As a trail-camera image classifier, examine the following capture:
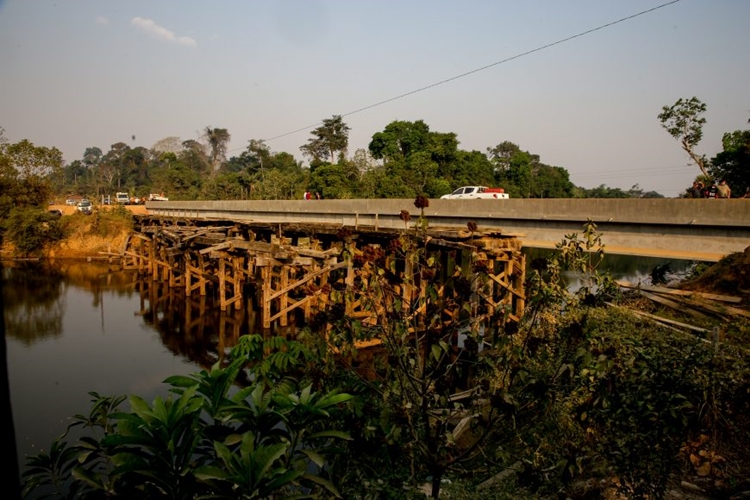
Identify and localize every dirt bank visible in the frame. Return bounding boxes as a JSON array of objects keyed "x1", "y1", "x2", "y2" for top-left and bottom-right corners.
[{"x1": 1, "y1": 205, "x2": 148, "y2": 260}]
